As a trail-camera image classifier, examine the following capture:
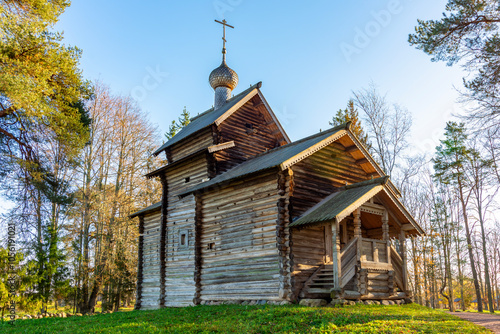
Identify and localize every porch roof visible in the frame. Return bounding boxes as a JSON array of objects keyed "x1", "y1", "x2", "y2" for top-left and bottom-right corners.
[{"x1": 290, "y1": 176, "x2": 424, "y2": 236}]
